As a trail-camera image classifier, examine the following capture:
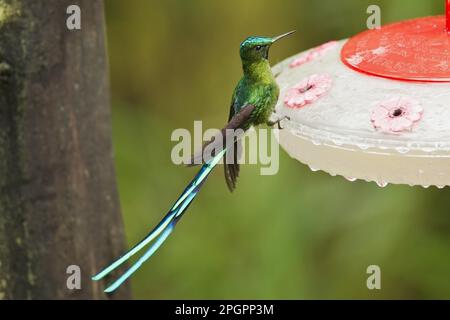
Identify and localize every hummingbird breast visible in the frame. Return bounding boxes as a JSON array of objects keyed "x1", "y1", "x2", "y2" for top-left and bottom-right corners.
[{"x1": 241, "y1": 81, "x2": 279, "y2": 127}]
